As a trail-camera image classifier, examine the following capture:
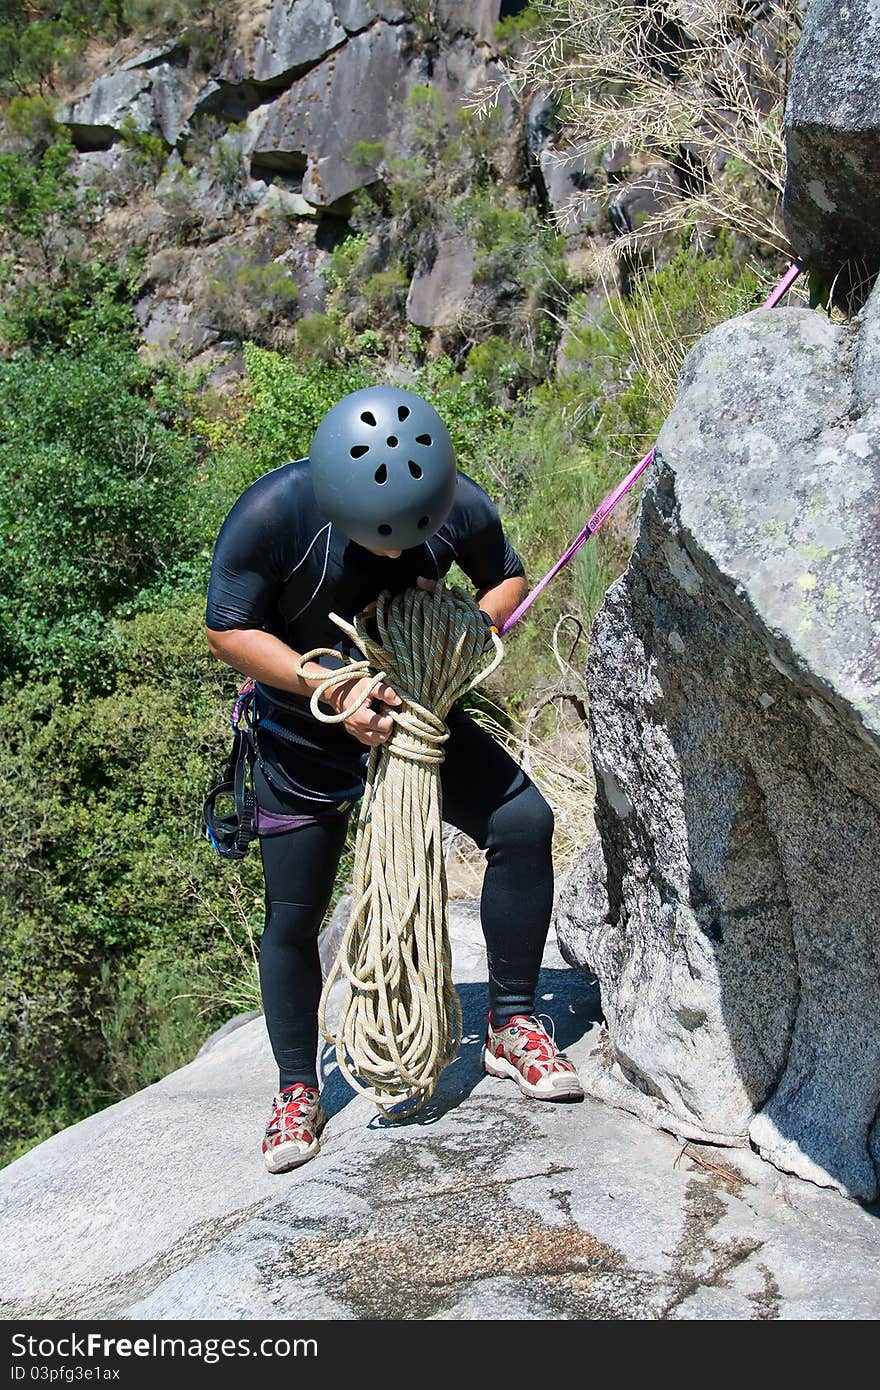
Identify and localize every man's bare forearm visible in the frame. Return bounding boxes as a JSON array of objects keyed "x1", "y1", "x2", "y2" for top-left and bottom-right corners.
[
  {"x1": 477, "y1": 575, "x2": 529, "y2": 630},
  {"x1": 205, "y1": 626, "x2": 335, "y2": 704},
  {"x1": 205, "y1": 625, "x2": 402, "y2": 742},
  {"x1": 205, "y1": 572, "x2": 529, "y2": 700}
]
